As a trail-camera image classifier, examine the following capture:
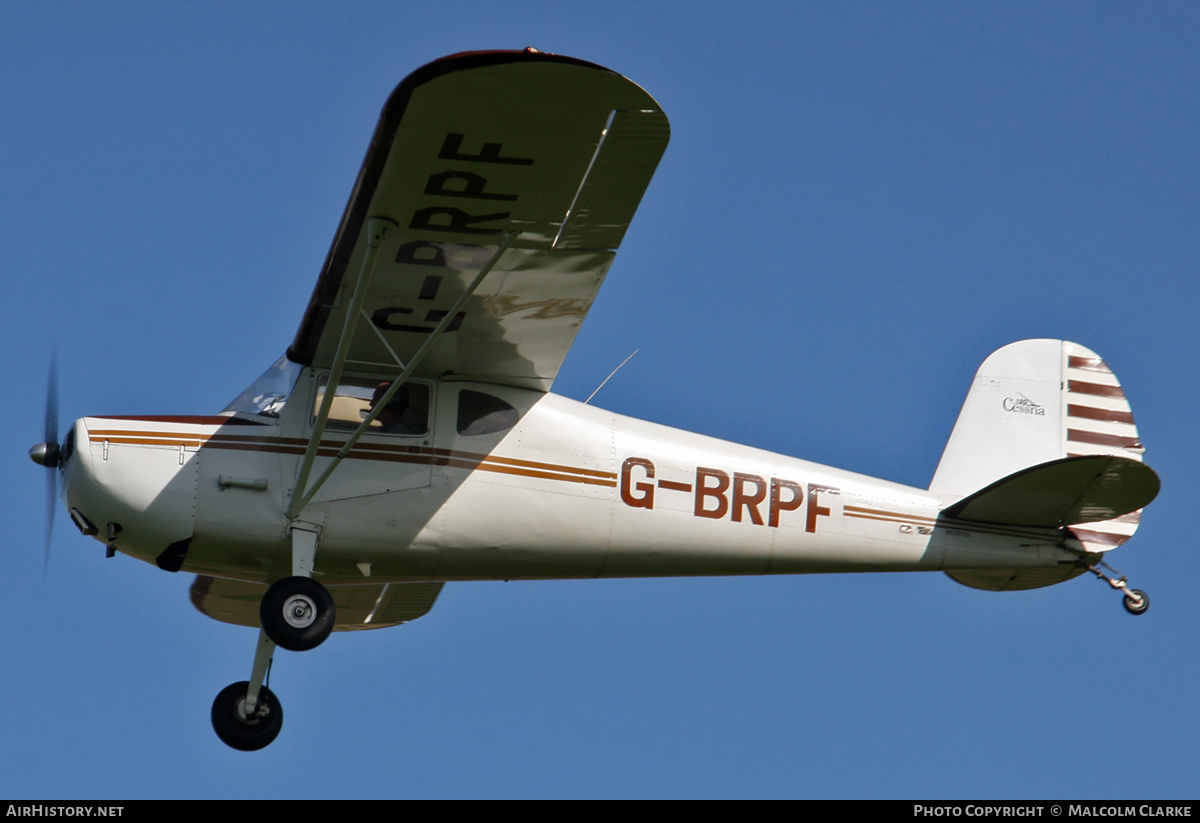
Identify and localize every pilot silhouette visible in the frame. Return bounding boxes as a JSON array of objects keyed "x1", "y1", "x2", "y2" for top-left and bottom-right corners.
[{"x1": 369, "y1": 382, "x2": 416, "y2": 434}]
